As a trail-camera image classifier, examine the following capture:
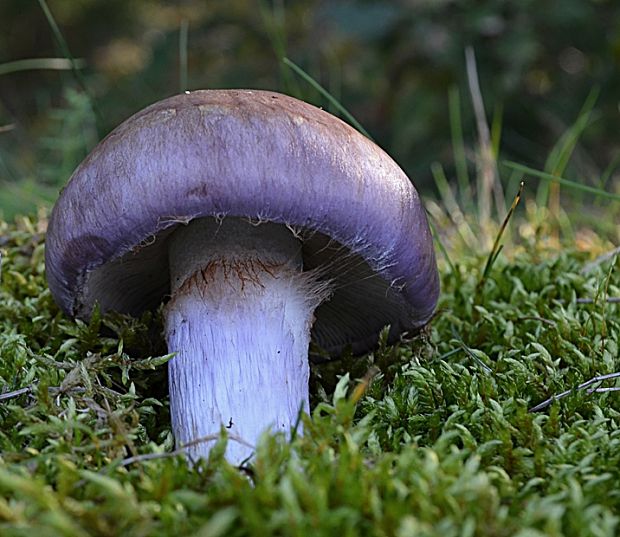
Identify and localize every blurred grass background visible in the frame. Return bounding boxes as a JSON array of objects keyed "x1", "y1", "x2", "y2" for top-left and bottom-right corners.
[
  {"x1": 1, "y1": 5, "x2": 620, "y2": 533},
  {"x1": 0, "y1": 0, "x2": 619, "y2": 220}
]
